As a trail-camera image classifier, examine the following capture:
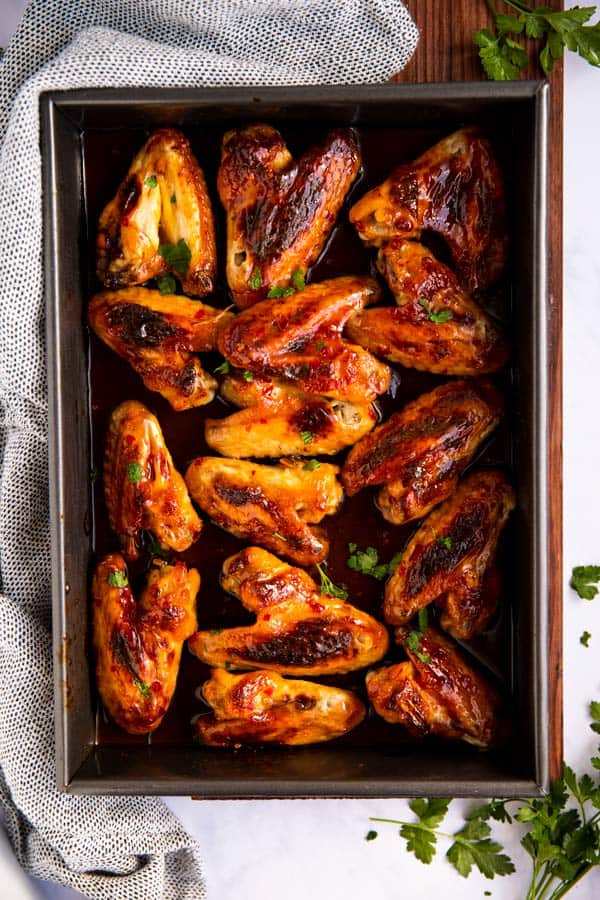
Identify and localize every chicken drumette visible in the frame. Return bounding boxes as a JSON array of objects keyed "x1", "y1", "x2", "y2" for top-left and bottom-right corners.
[
  {"x1": 97, "y1": 128, "x2": 216, "y2": 295},
  {"x1": 196, "y1": 669, "x2": 366, "y2": 746},
  {"x1": 188, "y1": 547, "x2": 389, "y2": 675},
  {"x1": 341, "y1": 379, "x2": 503, "y2": 525},
  {"x1": 384, "y1": 469, "x2": 516, "y2": 639},
  {"x1": 217, "y1": 124, "x2": 361, "y2": 306},
  {"x1": 93, "y1": 554, "x2": 199, "y2": 734}
]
